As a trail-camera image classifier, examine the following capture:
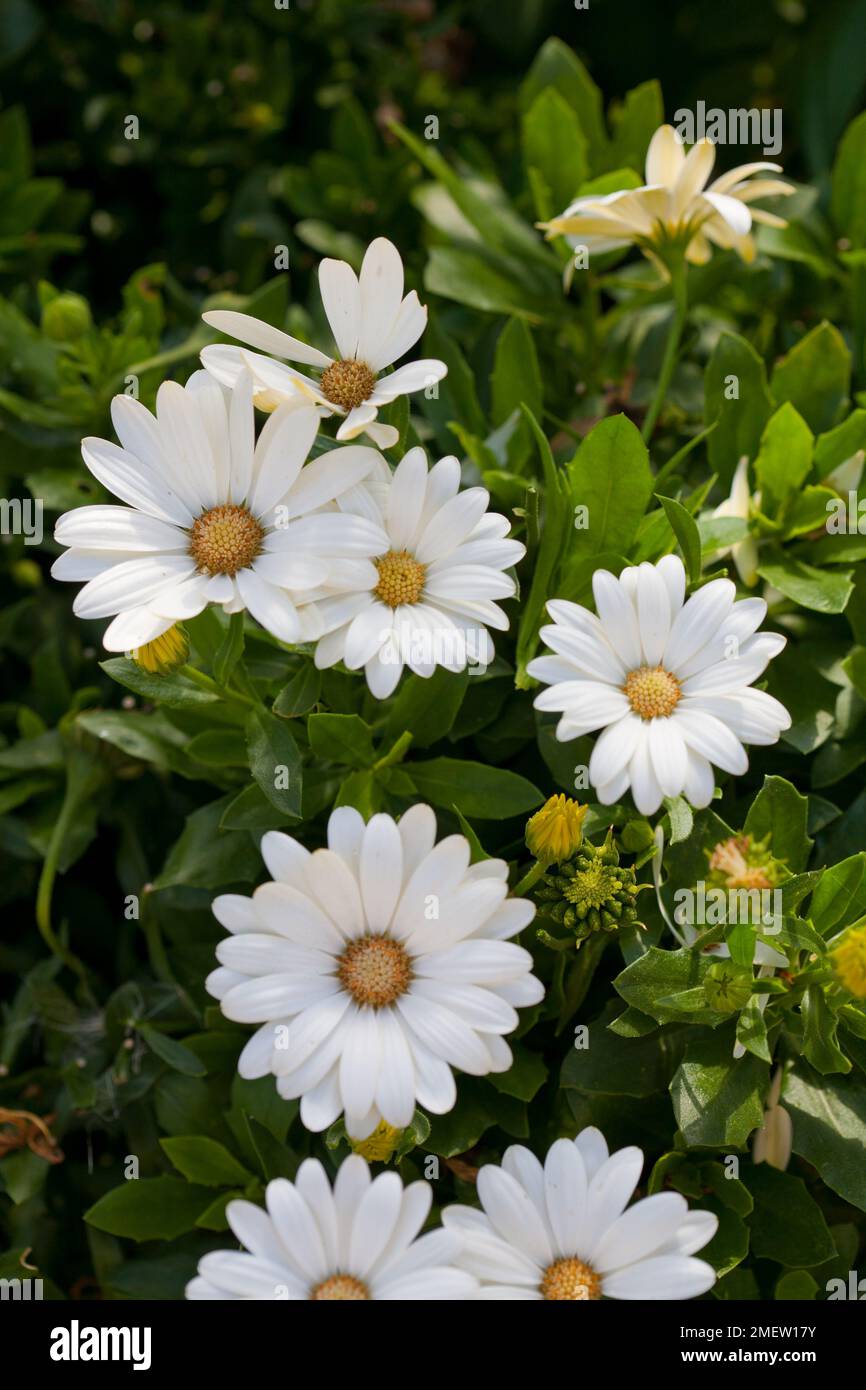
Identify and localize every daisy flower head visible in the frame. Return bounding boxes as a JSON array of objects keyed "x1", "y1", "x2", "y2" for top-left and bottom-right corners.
[
  {"x1": 207, "y1": 803, "x2": 543, "y2": 1140},
  {"x1": 527, "y1": 554, "x2": 791, "y2": 816},
  {"x1": 296, "y1": 445, "x2": 525, "y2": 698},
  {"x1": 541, "y1": 123, "x2": 794, "y2": 272},
  {"x1": 186, "y1": 1155, "x2": 476, "y2": 1300},
  {"x1": 442, "y1": 1126, "x2": 718, "y2": 1300},
  {"x1": 51, "y1": 370, "x2": 385, "y2": 652},
  {"x1": 201, "y1": 237, "x2": 447, "y2": 448}
]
